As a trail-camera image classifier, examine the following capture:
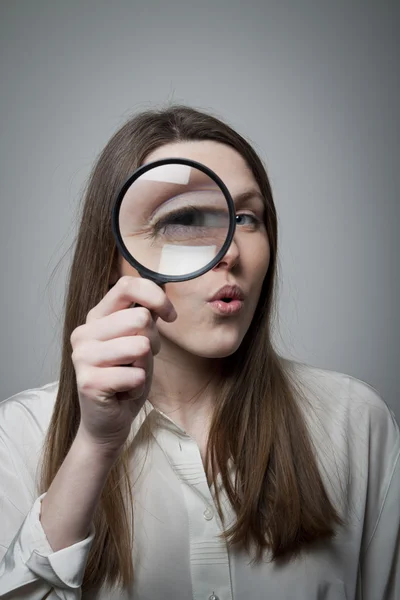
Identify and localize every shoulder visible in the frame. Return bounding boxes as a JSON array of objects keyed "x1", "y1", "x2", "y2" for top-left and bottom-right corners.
[
  {"x1": 0, "y1": 381, "x2": 59, "y2": 464},
  {"x1": 0, "y1": 383, "x2": 60, "y2": 535},
  {"x1": 287, "y1": 359, "x2": 399, "y2": 446},
  {"x1": 0, "y1": 381, "x2": 59, "y2": 432},
  {"x1": 286, "y1": 359, "x2": 400, "y2": 513}
]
